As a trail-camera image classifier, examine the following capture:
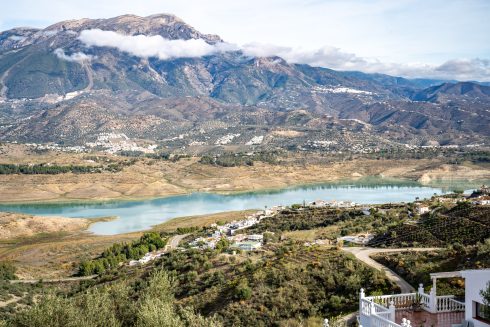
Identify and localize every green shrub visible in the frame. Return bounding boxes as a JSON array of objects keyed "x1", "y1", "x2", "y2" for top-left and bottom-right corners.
[{"x1": 0, "y1": 262, "x2": 16, "y2": 280}]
